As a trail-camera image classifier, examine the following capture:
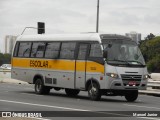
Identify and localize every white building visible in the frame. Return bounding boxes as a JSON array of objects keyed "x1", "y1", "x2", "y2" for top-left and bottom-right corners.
[
  {"x1": 5, "y1": 35, "x2": 17, "y2": 54},
  {"x1": 125, "y1": 31, "x2": 141, "y2": 44}
]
